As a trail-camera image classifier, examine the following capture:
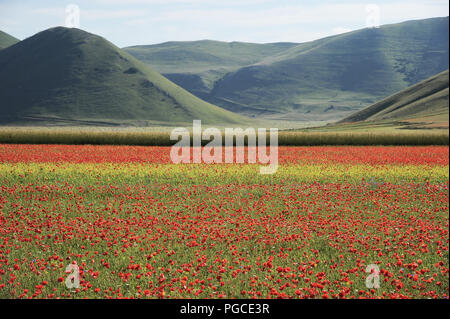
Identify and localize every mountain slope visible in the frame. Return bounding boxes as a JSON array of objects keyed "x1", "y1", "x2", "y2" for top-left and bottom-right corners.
[
  {"x1": 0, "y1": 30, "x2": 19, "y2": 50},
  {"x1": 124, "y1": 40, "x2": 297, "y2": 74},
  {"x1": 0, "y1": 27, "x2": 244, "y2": 125},
  {"x1": 340, "y1": 69, "x2": 449, "y2": 125},
  {"x1": 211, "y1": 17, "x2": 449, "y2": 120},
  {"x1": 123, "y1": 40, "x2": 297, "y2": 100},
  {"x1": 125, "y1": 17, "x2": 449, "y2": 121}
]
